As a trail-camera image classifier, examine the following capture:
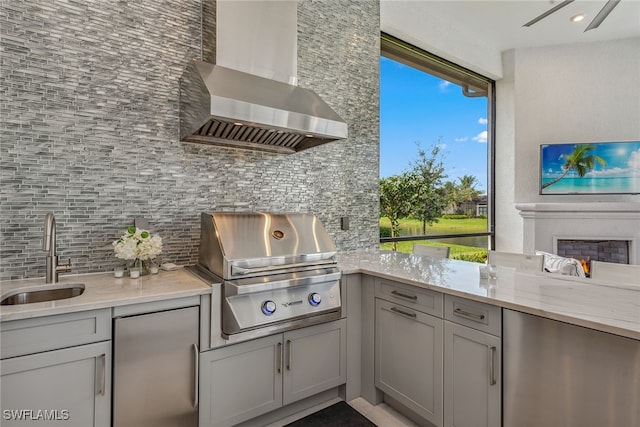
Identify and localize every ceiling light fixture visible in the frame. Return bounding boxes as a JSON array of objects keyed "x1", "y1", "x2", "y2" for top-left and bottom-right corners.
[{"x1": 570, "y1": 13, "x2": 585, "y2": 22}]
